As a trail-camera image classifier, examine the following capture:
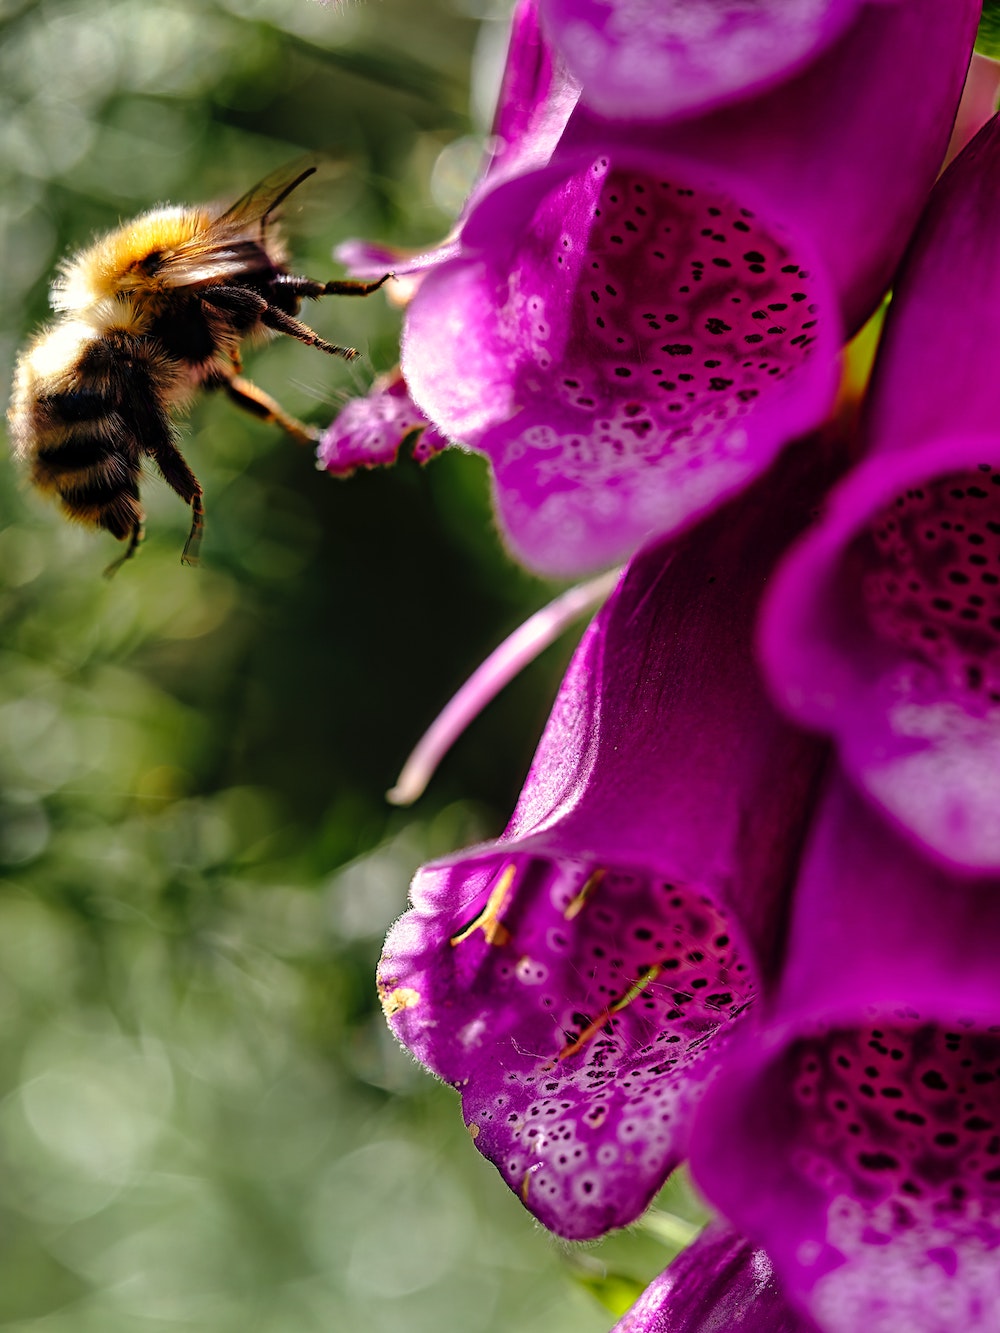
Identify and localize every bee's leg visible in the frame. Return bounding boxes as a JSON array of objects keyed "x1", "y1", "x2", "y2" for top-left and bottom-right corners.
[
  {"x1": 223, "y1": 375, "x2": 318, "y2": 444},
  {"x1": 201, "y1": 285, "x2": 360, "y2": 361},
  {"x1": 259, "y1": 306, "x2": 360, "y2": 361},
  {"x1": 200, "y1": 285, "x2": 267, "y2": 319},
  {"x1": 148, "y1": 442, "x2": 206, "y2": 567},
  {"x1": 322, "y1": 273, "x2": 394, "y2": 297},
  {"x1": 271, "y1": 273, "x2": 394, "y2": 299},
  {"x1": 102, "y1": 519, "x2": 145, "y2": 579},
  {"x1": 182, "y1": 493, "x2": 205, "y2": 568}
]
